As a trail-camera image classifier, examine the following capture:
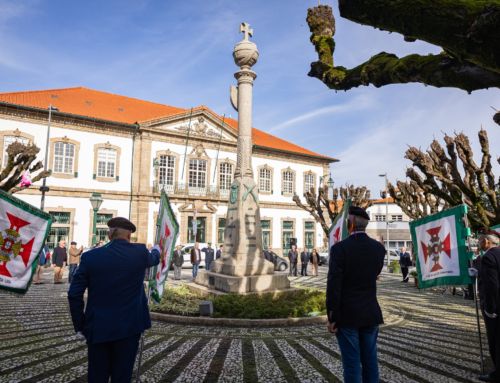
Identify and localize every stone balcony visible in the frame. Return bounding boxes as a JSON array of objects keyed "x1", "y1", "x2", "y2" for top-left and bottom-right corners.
[{"x1": 154, "y1": 181, "x2": 230, "y2": 200}]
